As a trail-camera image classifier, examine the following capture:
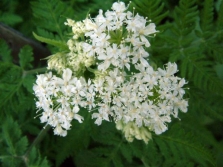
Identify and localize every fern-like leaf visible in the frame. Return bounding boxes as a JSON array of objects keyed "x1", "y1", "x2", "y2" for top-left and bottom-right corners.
[
  {"x1": 200, "y1": 0, "x2": 214, "y2": 32},
  {"x1": 19, "y1": 45, "x2": 34, "y2": 70},
  {"x1": 31, "y1": 0, "x2": 74, "y2": 42},
  {"x1": 142, "y1": 123, "x2": 216, "y2": 167},
  {"x1": 0, "y1": 46, "x2": 36, "y2": 114},
  {"x1": 216, "y1": 0, "x2": 223, "y2": 32},
  {"x1": 0, "y1": 39, "x2": 12, "y2": 63},
  {"x1": 0, "y1": 12, "x2": 23, "y2": 26},
  {"x1": 75, "y1": 150, "x2": 109, "y2": 167},
  {"x1": 0, "y1": 117, "x2": 28, "y2": 167},
  {"x1": 54, "y1": 110, "x2": 92, "y2": 167},
  {"x1": 27, "y1": 147, "x2": 50, "y2": 167},
  {"x1": 77, "y1": 122, "x2": 135, "y2": 167},
  {"x1": 0, "y1": 0, "x2": 22, "y2": 26},
  {"x1": 131, "y1": 0, "x2": 168, "y2": 25},
  {"x1": 172, "y1": 0, "x2": 198, "y2": 36},
  {"x1": 0, "y1": 117, "x2": 50, "y2": 167},
  {"x1": 0, "y1": 62, "x2": 23, "y2": 113},
  {"x1": 189, "y1": 90, "x2": 223, "y2": 122},
  {"x1": 180, "y1": 54, "x2": 223, "y2": 96}
]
